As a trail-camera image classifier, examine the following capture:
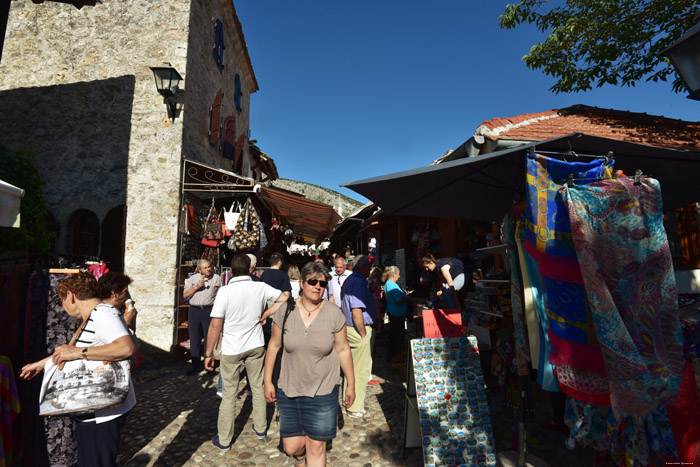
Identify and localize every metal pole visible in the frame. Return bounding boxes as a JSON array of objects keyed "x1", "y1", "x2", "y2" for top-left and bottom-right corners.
[{"x1": 517, "y1": 375, "x2": 526, "y2": 467}]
